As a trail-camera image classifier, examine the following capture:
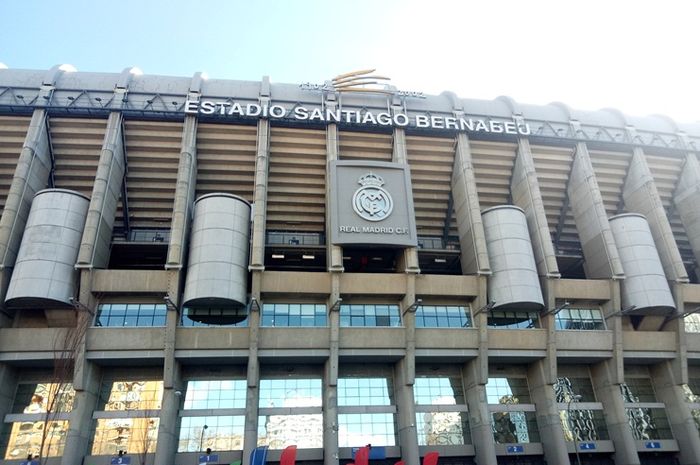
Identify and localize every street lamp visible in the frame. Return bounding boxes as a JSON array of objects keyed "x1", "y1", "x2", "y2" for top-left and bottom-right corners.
[
  {"x1": 566, "y1": 394, "x2": 583, "y2": 465},
  {"x1": 199, "y1": 424, "x2": 209, "y2": 452}
]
